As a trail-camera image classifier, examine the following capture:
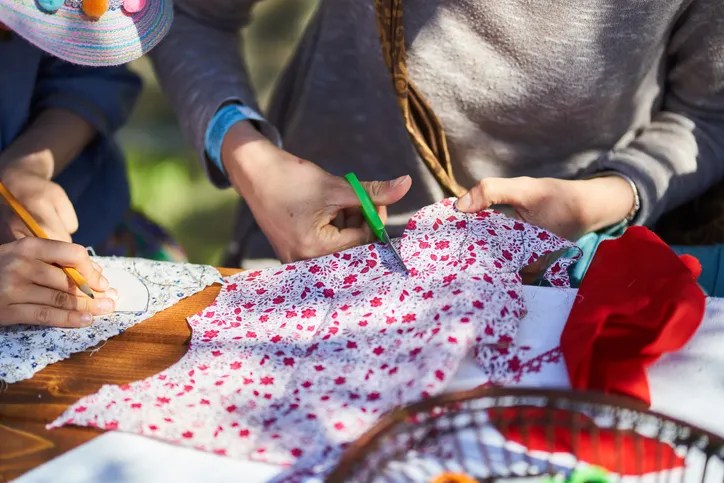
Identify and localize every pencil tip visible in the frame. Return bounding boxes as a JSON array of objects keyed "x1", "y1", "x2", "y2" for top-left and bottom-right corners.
[{"x1": 79, "y1": 285, "x2": 95, "y2": 299}]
